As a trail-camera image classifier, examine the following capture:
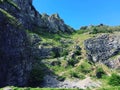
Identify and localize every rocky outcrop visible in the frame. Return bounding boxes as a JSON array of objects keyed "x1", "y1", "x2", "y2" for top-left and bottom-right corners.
[
  {"x1": 13, "y1": 0, "x2": 44, "y2": 30},
  {"x1": 84, "y1": 34, "x2": 120, "y2": 63},
  {"x1": 41, "y1": 13, "x2": 74, "y2": 33}
]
